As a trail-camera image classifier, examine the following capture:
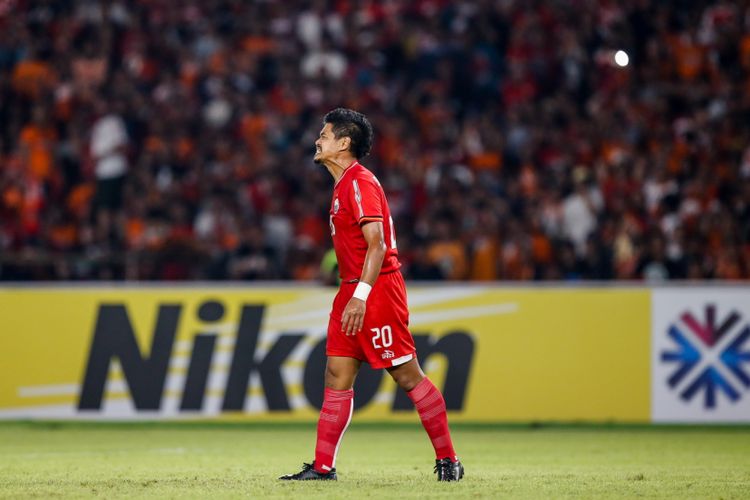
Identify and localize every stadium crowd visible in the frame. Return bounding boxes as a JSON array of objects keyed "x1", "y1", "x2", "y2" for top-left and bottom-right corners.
[{"x1": 1, "y1": 0, "x2": 749, "y2": 281}]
